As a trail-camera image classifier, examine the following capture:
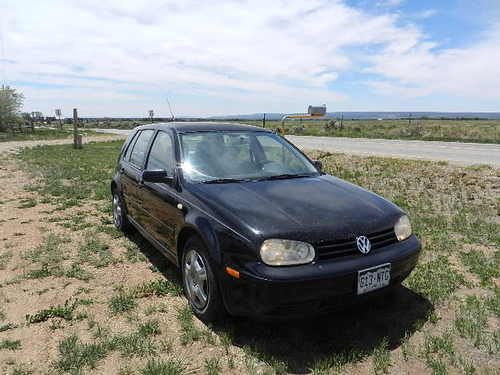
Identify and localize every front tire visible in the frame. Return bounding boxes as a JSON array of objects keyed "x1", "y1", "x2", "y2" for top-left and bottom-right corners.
[
  {"x1": 112, "y1": 190, "x2": 131, "y2": 233},
  {"x1": 182, "y1": 237, "x2": 225, "y2": 322}
]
